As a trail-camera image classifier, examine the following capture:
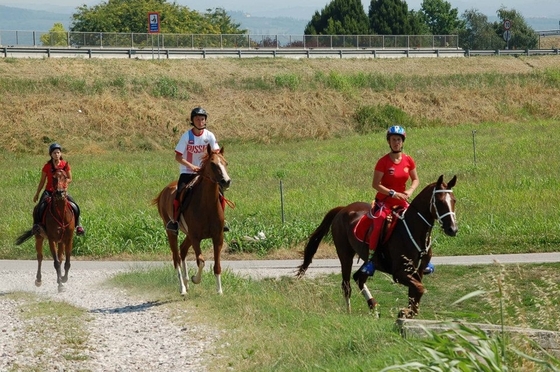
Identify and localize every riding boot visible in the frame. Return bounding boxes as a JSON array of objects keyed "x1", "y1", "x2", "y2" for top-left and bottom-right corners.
[
  {"x1": 166, "y1": 199, "x2": 180, "y2": 233},
  {"x1": 423, "y1": 262, "x2": 435, "y2": 275},
  {"x1": 68, "y1": 198, "x2": 85, "y2": 236}
]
